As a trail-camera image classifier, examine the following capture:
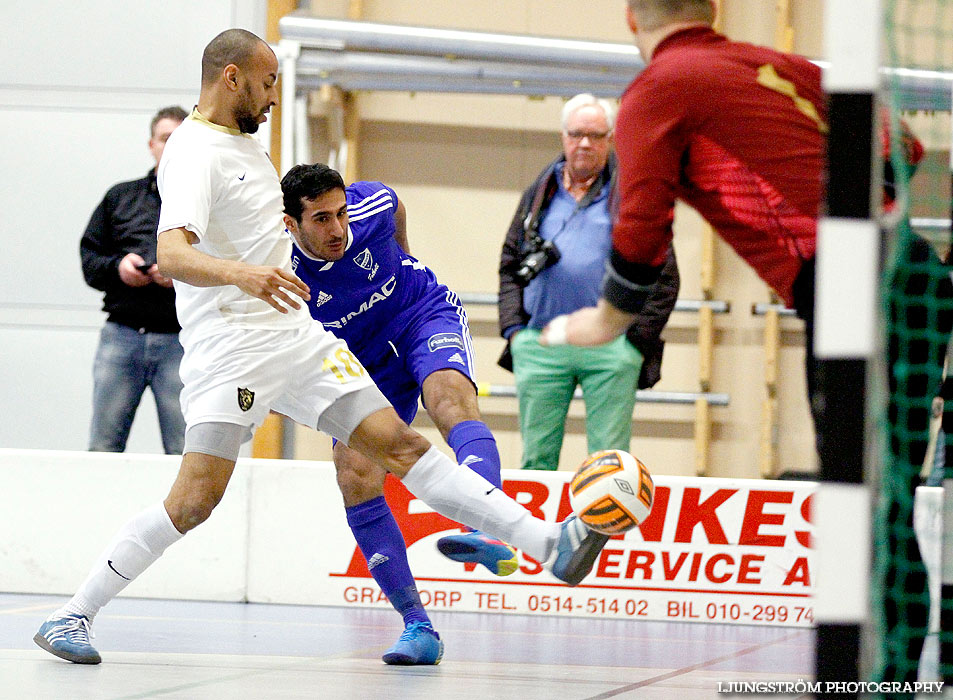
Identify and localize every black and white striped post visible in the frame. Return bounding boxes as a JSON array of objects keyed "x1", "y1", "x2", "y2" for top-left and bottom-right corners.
[{"x1": 813, "y1": 0, "x2": 881, "y2": 695}]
